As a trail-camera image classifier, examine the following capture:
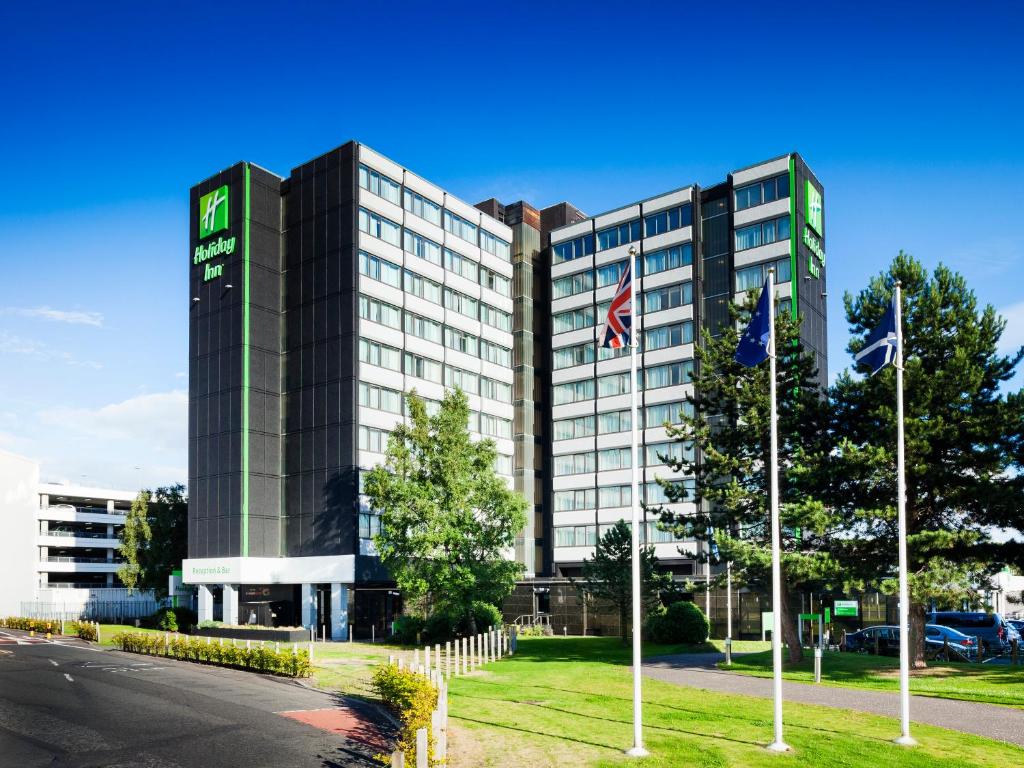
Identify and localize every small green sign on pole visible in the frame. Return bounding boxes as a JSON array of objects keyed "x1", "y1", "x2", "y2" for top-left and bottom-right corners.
[{"x1": 834, "y1": 600, "x2": 858, "y2": 617}]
